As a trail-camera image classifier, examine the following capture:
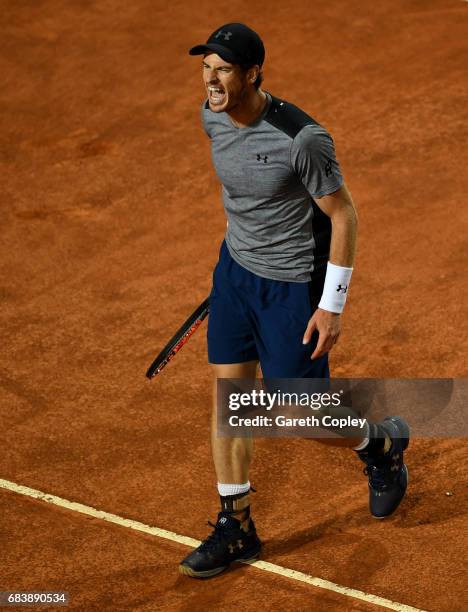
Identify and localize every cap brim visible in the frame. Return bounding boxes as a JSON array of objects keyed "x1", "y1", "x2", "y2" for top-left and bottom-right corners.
[{"x1": 188, "y1": 43, "x2": 238, "y2": 63}]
